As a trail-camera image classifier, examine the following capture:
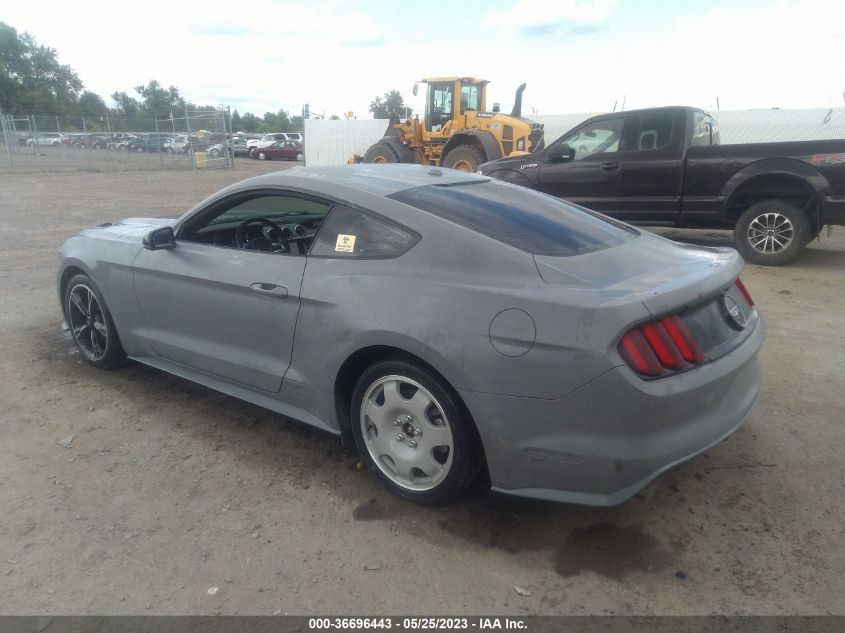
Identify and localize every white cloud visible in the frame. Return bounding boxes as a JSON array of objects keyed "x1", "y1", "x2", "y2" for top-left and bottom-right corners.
[
  {"x1": 483, "y1": 0, "x2": 617, "y2": 34},
  {"x1": 2, "y1": 0, "x2": 844, "y2": 121}
]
